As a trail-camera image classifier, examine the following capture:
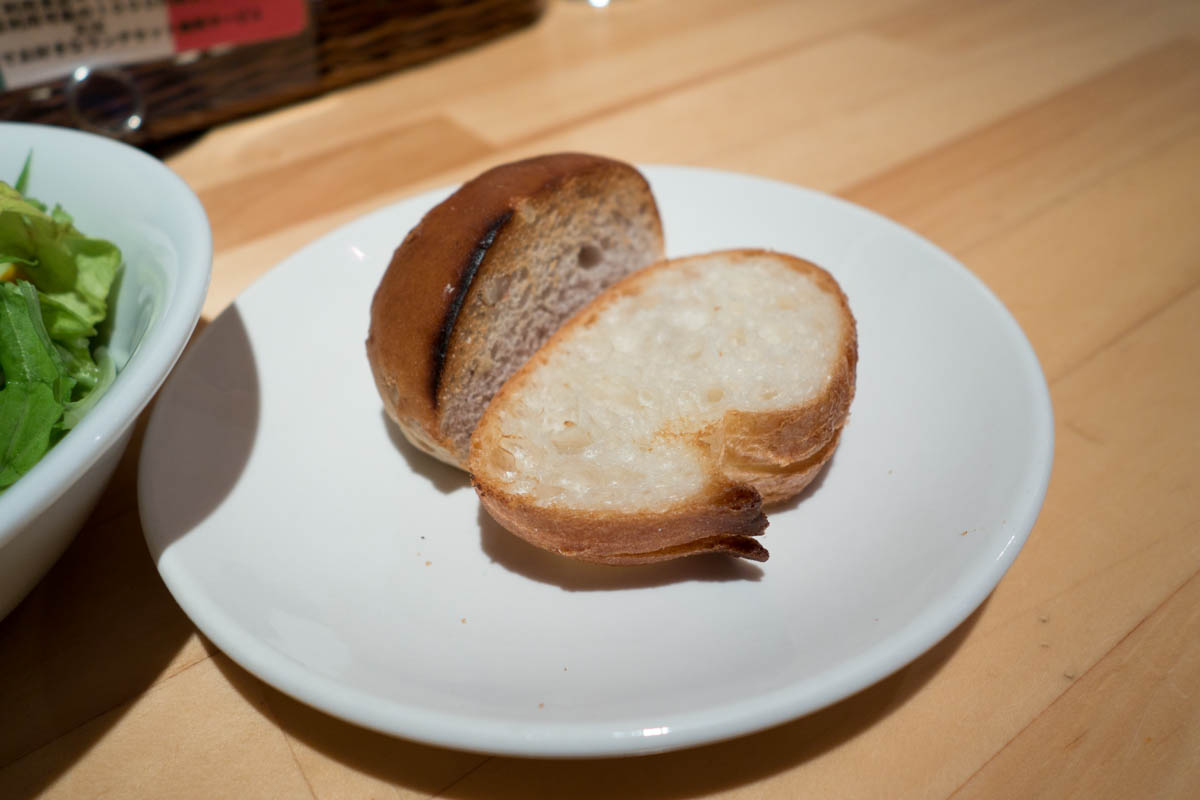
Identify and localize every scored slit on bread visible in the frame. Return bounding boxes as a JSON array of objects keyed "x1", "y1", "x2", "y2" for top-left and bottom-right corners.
[
  {"x1": 366, "y1": 153, "x2": 664, "y2": 468},
  {"x1": 469, "y1": 249, "x2": 858, "y2": 564}
]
